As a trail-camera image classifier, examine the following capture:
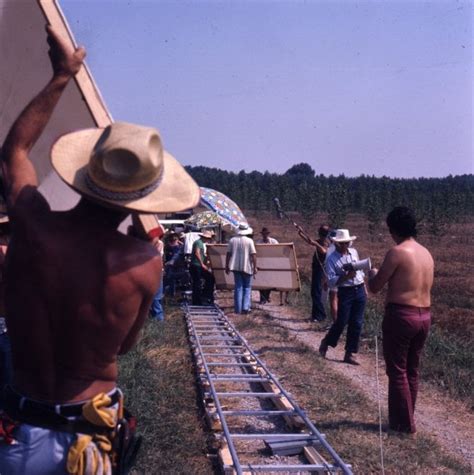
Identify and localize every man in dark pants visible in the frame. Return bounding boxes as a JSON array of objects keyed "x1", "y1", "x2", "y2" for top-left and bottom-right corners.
[
  {"x1": 297, "y1": 224, "x2": 330, "y2": 321},
  {"x1": 319, "y1": 229, "x2": 367, "y2": 365},
  {"x1": 190, "y1": 230, "x2": 215, "y2": 305},
  {"x1": 368, "y1": 207, "x2": 433, "y2": 434}
]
